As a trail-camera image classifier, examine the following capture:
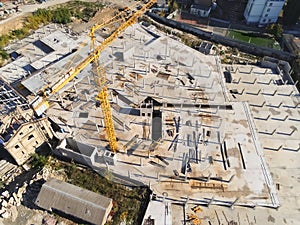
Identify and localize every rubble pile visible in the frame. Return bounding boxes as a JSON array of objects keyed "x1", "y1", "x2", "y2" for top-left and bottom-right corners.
[{"x1": 0, "y1": 183, "x2": 27, "y2": 220}]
